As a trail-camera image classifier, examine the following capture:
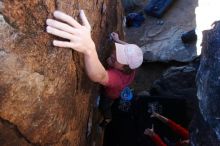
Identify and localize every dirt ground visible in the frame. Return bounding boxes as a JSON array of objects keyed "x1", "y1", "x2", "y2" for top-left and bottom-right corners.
[{"x1": 124, "y1": 0, "x2": 197, "y2": 92}]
